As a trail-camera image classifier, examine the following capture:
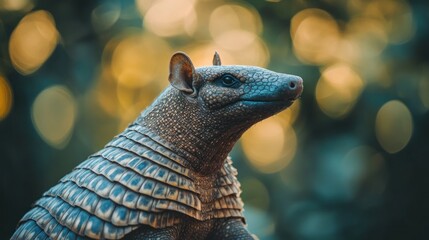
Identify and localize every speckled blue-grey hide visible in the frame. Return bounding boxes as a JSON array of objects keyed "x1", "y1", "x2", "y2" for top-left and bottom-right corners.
[{"x1": 12, "y1": 52, "x2": 303, "y2": 240}]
